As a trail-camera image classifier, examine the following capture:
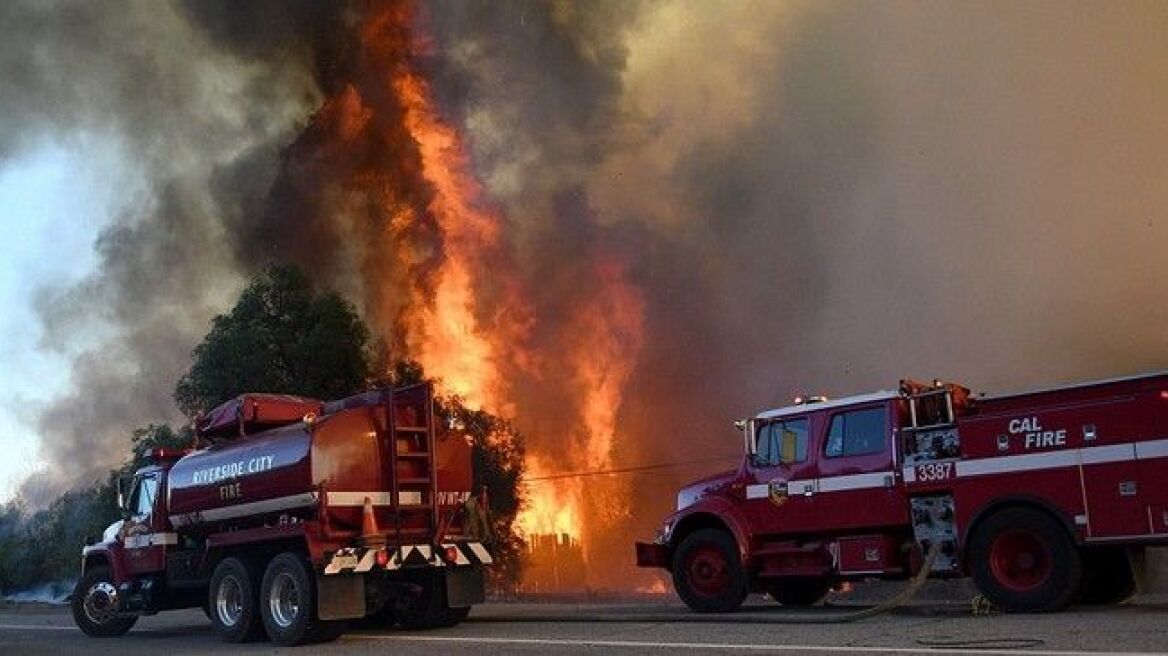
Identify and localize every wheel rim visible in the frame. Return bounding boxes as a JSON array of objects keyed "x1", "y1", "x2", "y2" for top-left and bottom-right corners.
[
  {"x1": 267, "y1": 571, "x2": 300, "y2": 629},
  {"x1": 989, "y1": 528, "x2": 1052, "y2": 592},
  {"x1": 83, "y1": 581, "x2": 119, "y2": 626},
  {"x1": 684, "y1": 545, "x2": 731, "y2": 598},
  {"x1": 216, "y1": 574, "x2": 245, "y2": 627}
]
